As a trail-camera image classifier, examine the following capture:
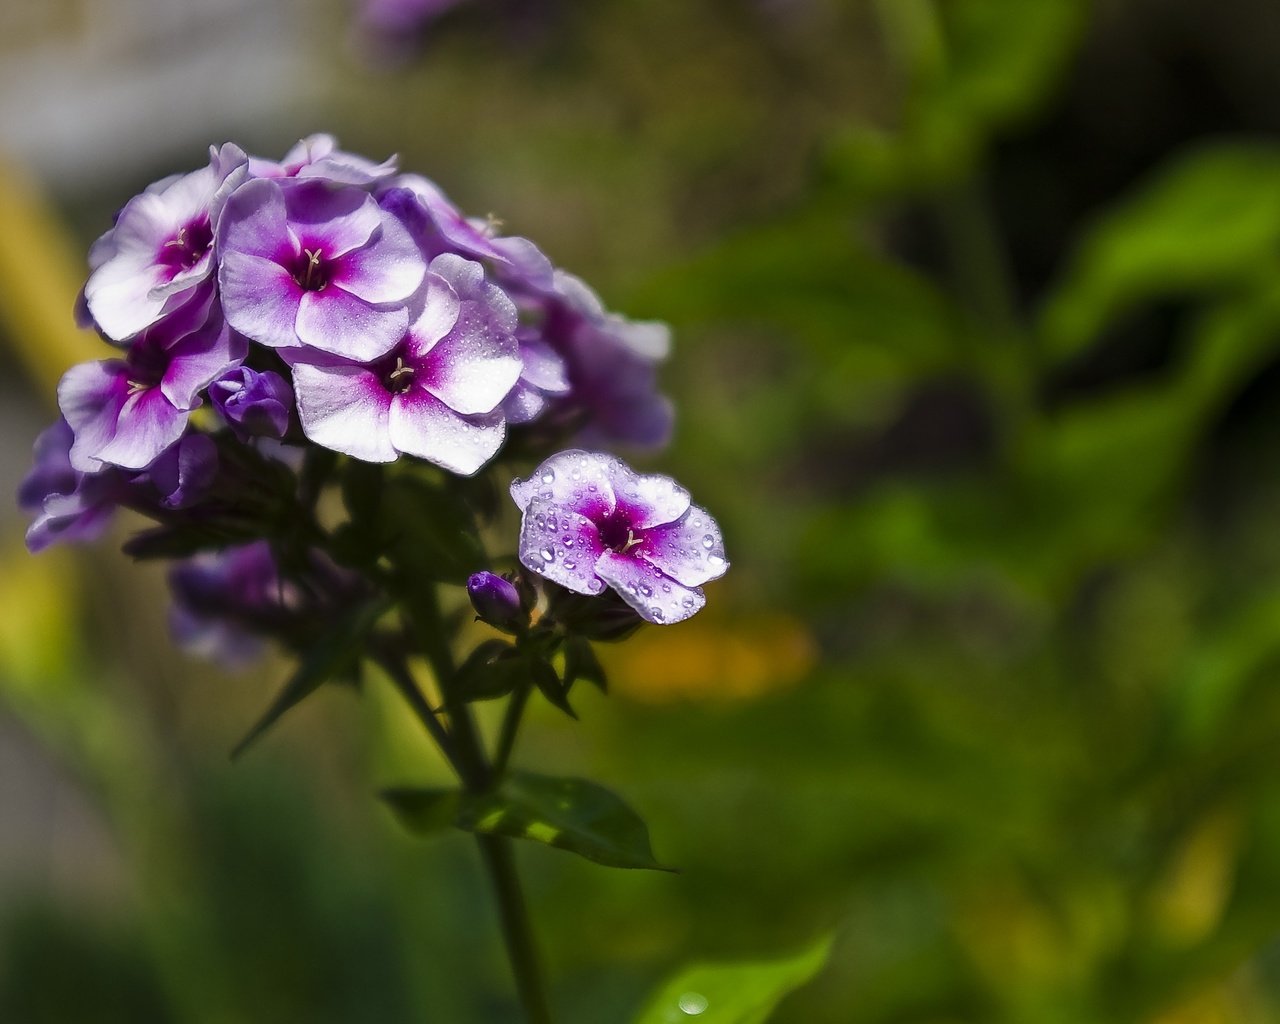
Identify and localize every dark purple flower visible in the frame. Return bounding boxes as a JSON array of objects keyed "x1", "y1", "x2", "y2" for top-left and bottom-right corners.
[
  {"x1": 209, "y1": 367, "x2": 294, "y2": 441},
  {"x1": 287, "y1": 253, "x2": 521, "y2": 472},
  {"x1": 146, "y1": 433, "x2": 219, "y2": 509},
  {"x1": 502, "y1": 329, "x2": 570, "y2": 425},
  {"x1": 467, "y1": 571, "x2": 526, "y2": 633},
  {"x1": 532, "y1": 272, "x2": 673, "y2": 449},
  {"x1": 18, "y1": 419, "x2": 123, "y2": 553},
  {"x1": 168, "y1": 541, "x2": 366, "y2": 667},
  {"x1": 510, "y1": 450, "x2": 727, "y2": 624},
  {"x1": 218, "y1": 177, "x2": 426, "y2": 361},
  {"x1": 81, "y1": 144, "x2": 248, "y2": 341},
  {"x1": 247, "y1": 134, "x2": 398, "y2": 186},
  {"x1": 58, "y1": 295, "x2": 245, "y2": 472}
]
